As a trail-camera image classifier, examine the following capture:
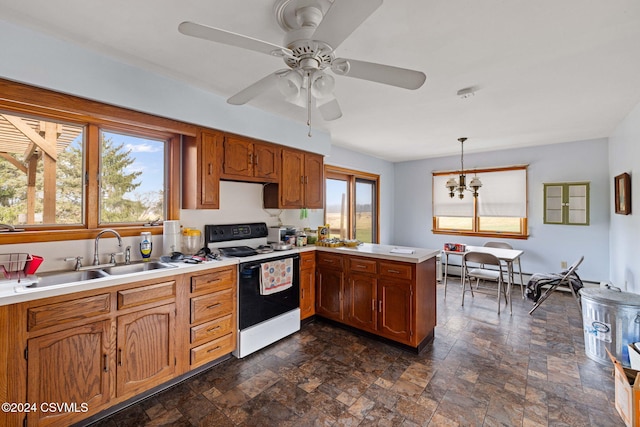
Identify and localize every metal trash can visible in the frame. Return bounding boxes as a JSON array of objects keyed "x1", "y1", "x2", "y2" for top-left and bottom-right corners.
[{"x1": 581, "y1": 288, "x2": 640, "y2": 366}]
